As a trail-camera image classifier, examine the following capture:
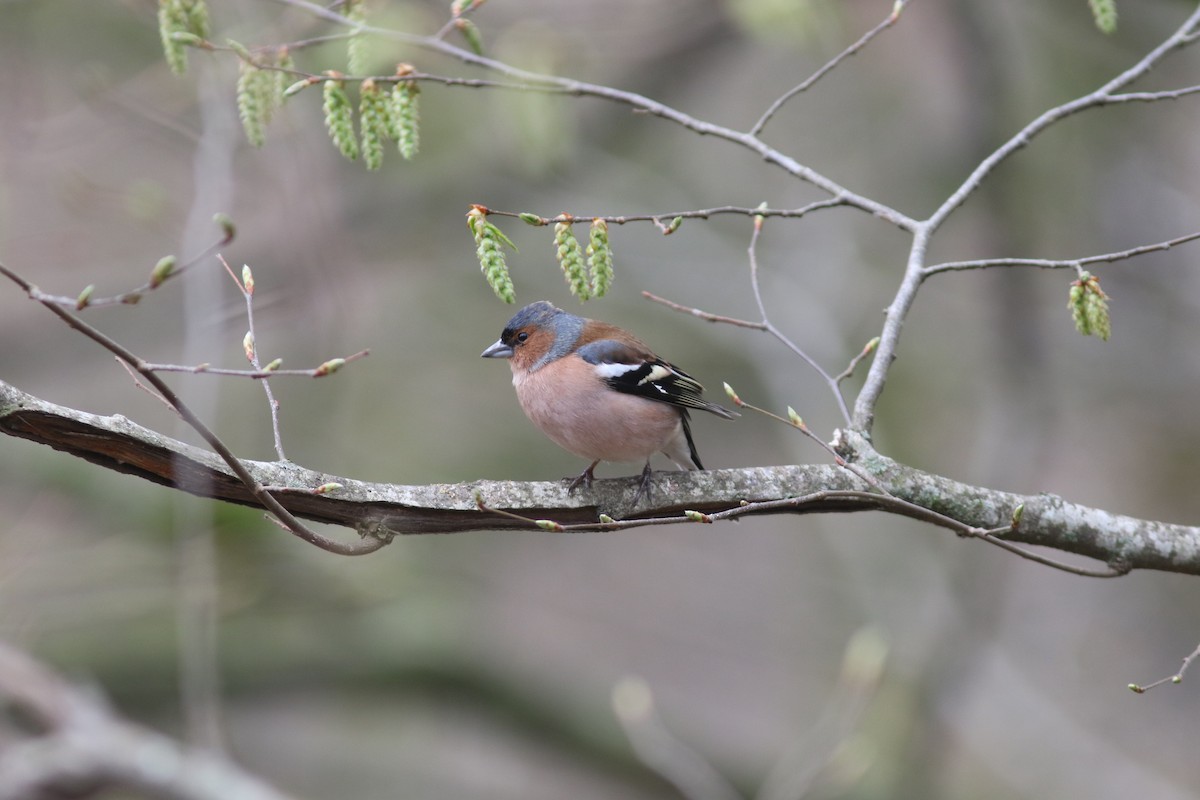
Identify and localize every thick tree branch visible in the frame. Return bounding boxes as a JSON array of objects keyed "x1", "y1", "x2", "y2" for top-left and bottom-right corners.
[{"x1": 3, "y1": 379, "x2": 1197, "y2": 575}]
